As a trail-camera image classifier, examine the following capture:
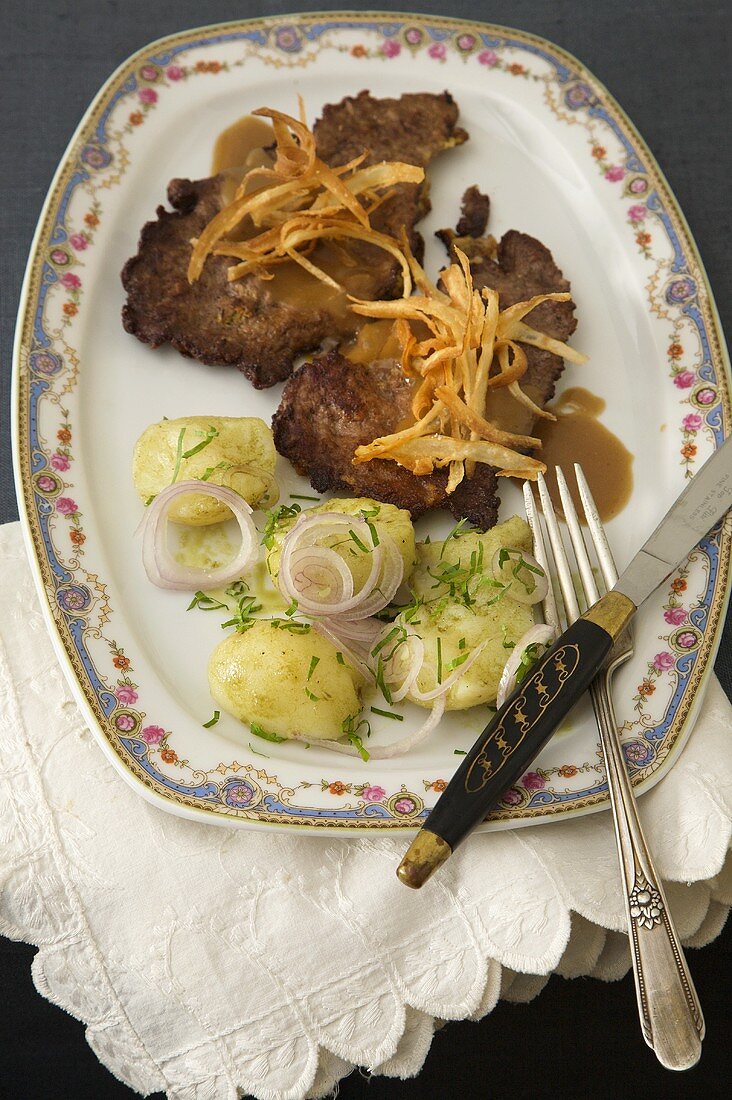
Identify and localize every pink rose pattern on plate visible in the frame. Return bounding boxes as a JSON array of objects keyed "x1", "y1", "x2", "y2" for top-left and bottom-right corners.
[{"x1": 20, "y1": 17, "x2": 729, "y2": 827}]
